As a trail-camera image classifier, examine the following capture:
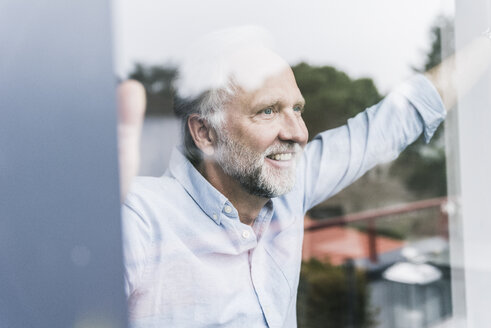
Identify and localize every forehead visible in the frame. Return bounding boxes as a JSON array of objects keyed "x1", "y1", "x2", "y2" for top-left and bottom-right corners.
[
  {"x1": 227, "y1": 47, "x2": 290, "y2": 92},
  {"x1": 230, "y1": 67, "x2": 304, "y2": 111}
]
